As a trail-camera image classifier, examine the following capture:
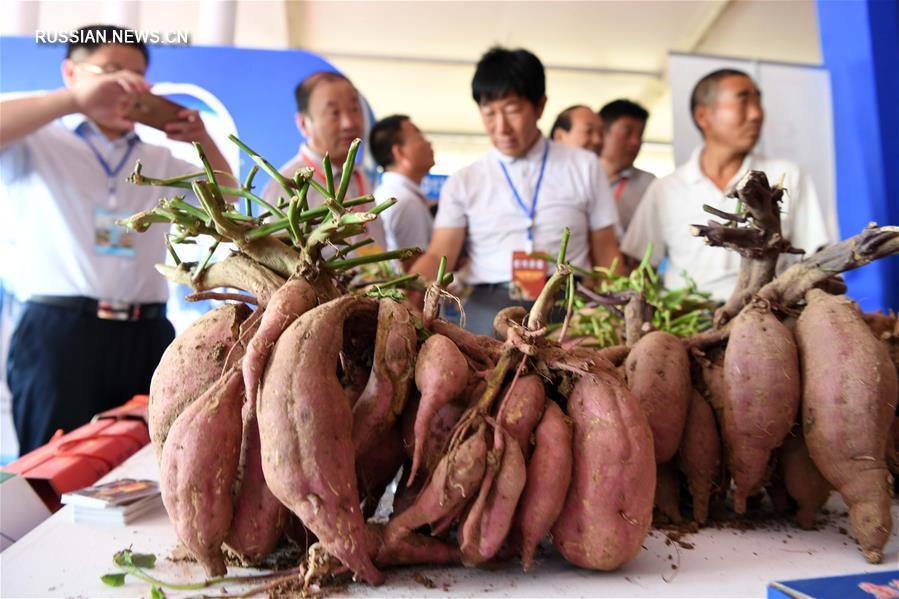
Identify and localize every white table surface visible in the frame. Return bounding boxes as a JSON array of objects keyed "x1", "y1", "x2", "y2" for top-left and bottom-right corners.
[{"x1": 2, "y1": 445, "x2": 897, "y2": 598}]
